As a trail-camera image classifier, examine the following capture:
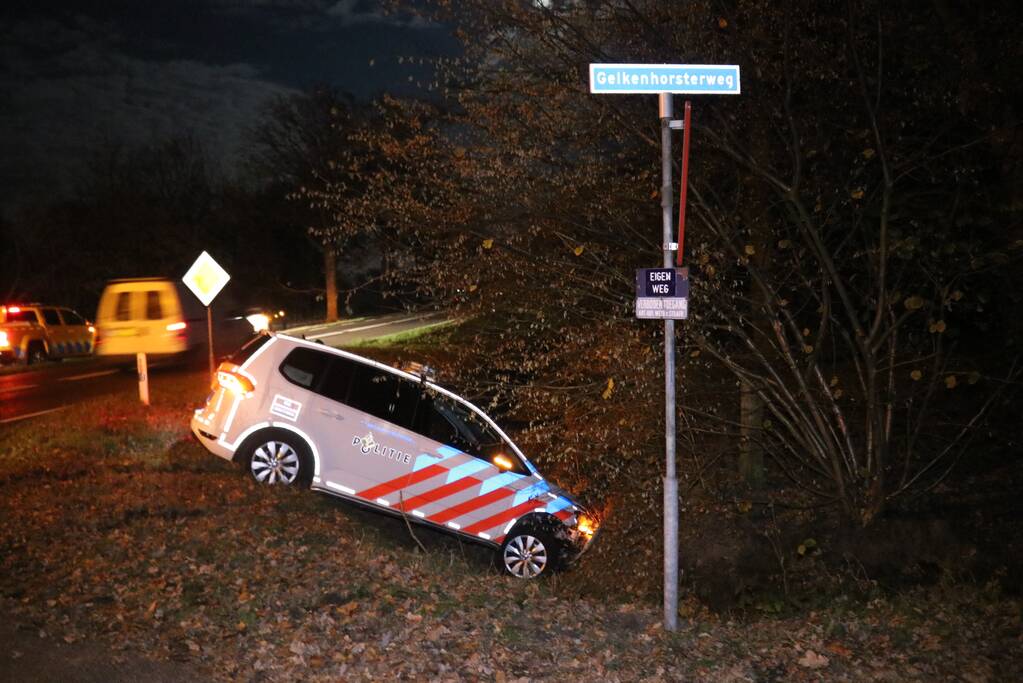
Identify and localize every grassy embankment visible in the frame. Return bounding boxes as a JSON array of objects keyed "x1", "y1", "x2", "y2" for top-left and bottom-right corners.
[{"x1": 0, "y1": 340, "x2": 1019, "y2": 681}]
